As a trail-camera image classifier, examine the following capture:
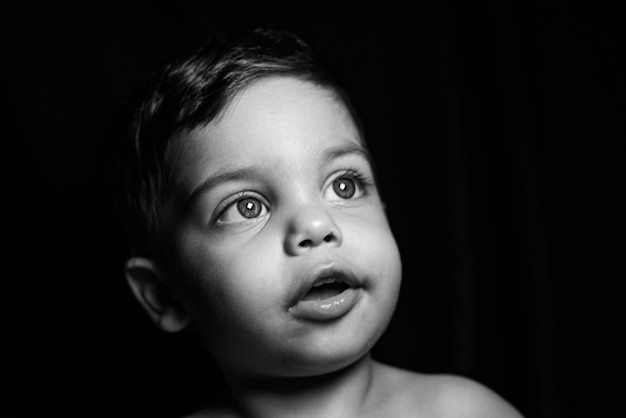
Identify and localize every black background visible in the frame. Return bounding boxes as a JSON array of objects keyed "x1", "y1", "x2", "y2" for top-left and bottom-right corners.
[{"x1": 4, "y1": 1, "x2": 624, "y2": 417}]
